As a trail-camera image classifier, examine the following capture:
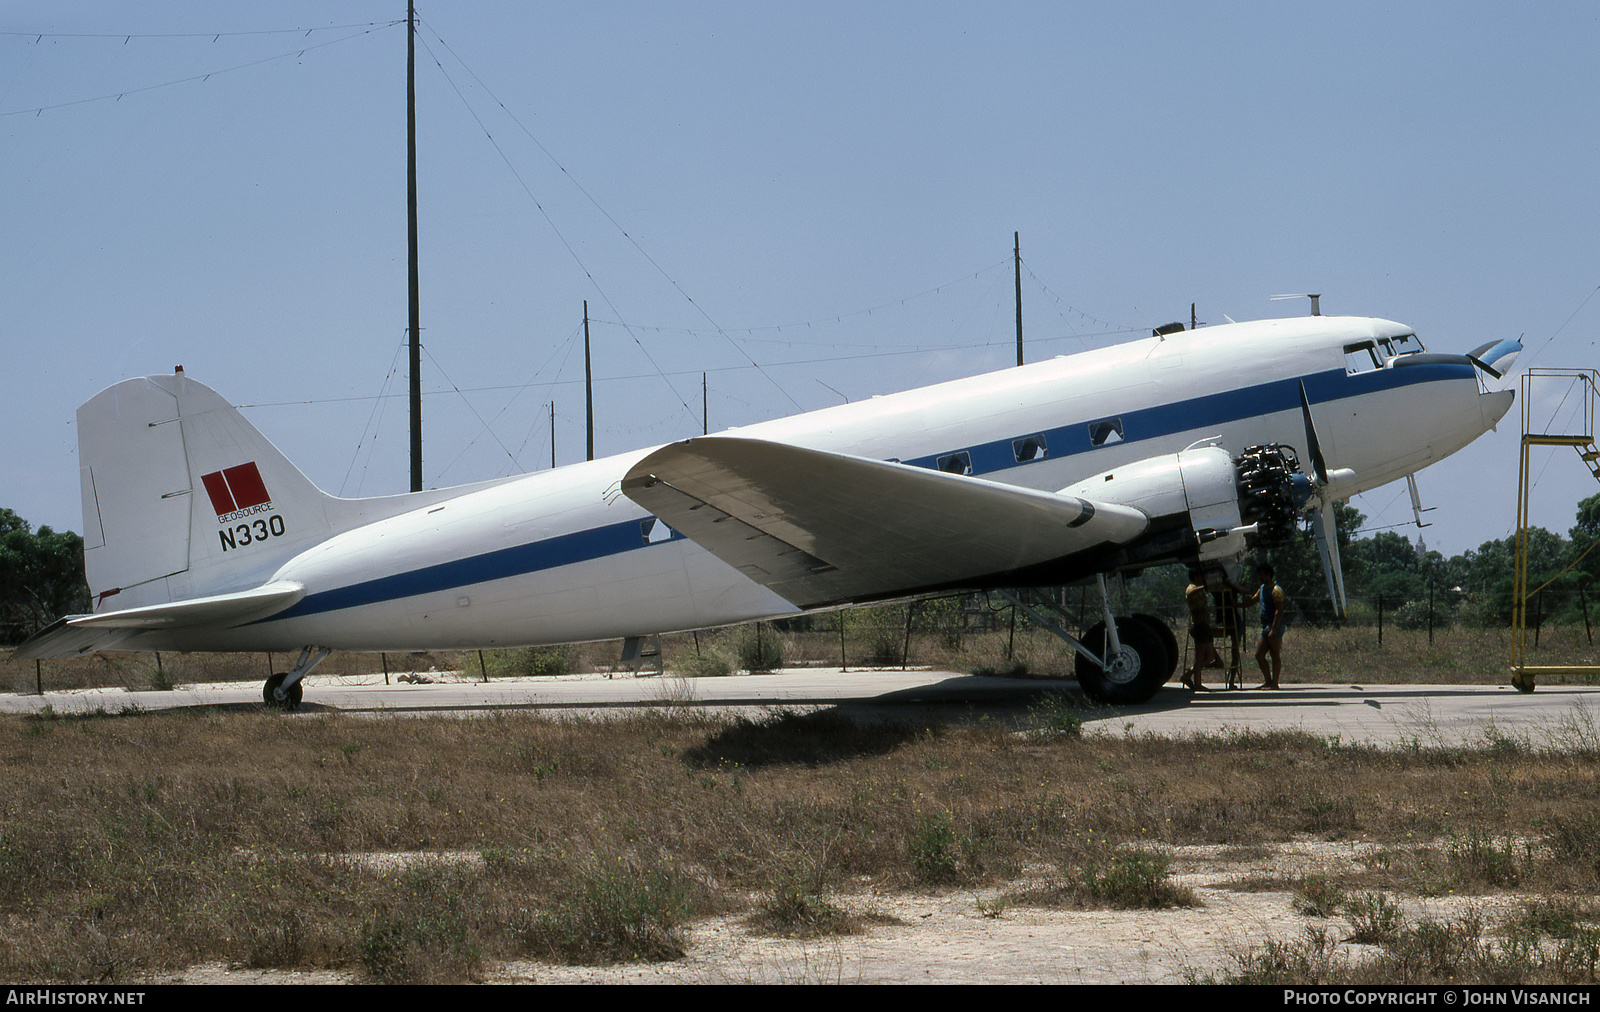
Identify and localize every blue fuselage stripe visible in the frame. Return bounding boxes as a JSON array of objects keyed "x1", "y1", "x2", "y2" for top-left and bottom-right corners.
[
  {"x1": 264, "y1": 361, "x2": 1472, "y2": 623},
  {"x1": 268, "y1": 521, "x2": 647, "y2": 622}
]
